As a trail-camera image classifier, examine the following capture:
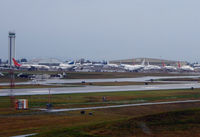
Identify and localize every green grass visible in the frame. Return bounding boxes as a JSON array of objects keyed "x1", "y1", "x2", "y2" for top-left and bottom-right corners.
[
  {"x1": 33, "y1": 108, "x2": 200, "y2": 137},
  {"x1": 0, "y1": 78, "x2": 28, "y2": 83},
  {"x1": 157, "y1": 78, "x2": 200, "y2": 81},
  {"x1": 1, "y1": 88, "x2": 200, "y2": 136},
  {"x1": 1, "y1": 88, "x2": 200, "y2": 111},
  {"x1": 34, "y1": 128, "x2": 100, "y2": 137}
]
